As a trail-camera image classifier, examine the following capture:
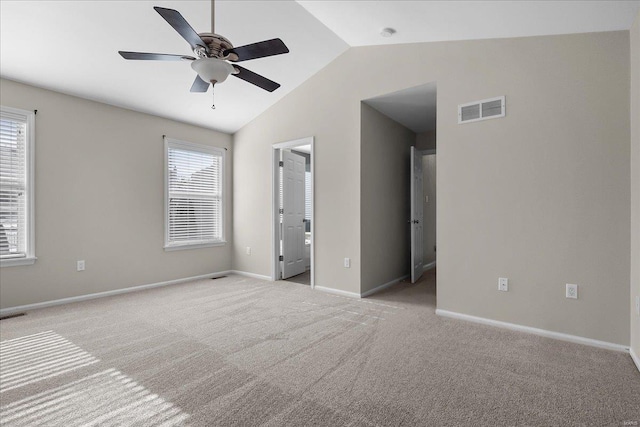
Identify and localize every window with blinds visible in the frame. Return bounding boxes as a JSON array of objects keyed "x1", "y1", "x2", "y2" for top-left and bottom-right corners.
[
  {"x1": 0, "y1": 106, "x2": 35, "y2": 266},
  {"x1": 165, "y1": 138, "x2": 224, "y2": 249}
]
